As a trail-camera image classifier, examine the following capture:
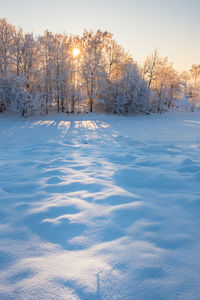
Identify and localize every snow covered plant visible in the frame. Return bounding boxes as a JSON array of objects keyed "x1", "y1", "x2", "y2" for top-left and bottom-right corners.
[
  {"x1": 0, "y1": 75, "x2": 44, "y2": 116},
  {"x1": 101, "y1": 62, "x2": 151, "y2": 114},
  {"x1": 141, "y1": 49, "x2": 182, "y2": 113},
  {"x1": 0, "y1": 75, "x2": 26, "y2": 114},
  {"x1": 185, "y1": 65, "x2": 200, "y2": 111}
]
